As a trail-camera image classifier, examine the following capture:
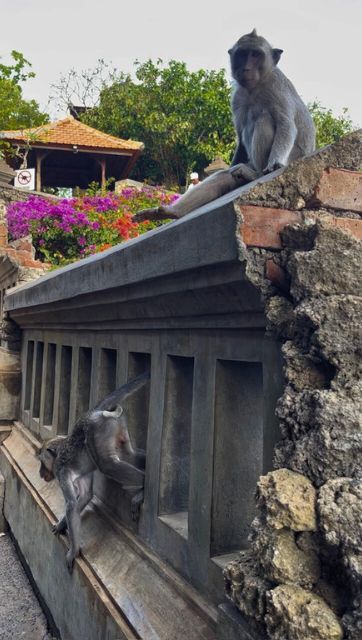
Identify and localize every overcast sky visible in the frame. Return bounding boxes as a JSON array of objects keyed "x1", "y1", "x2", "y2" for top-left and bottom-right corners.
[{"x1": 2, "y1": 0, "x2": 361, "y2": 126}]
